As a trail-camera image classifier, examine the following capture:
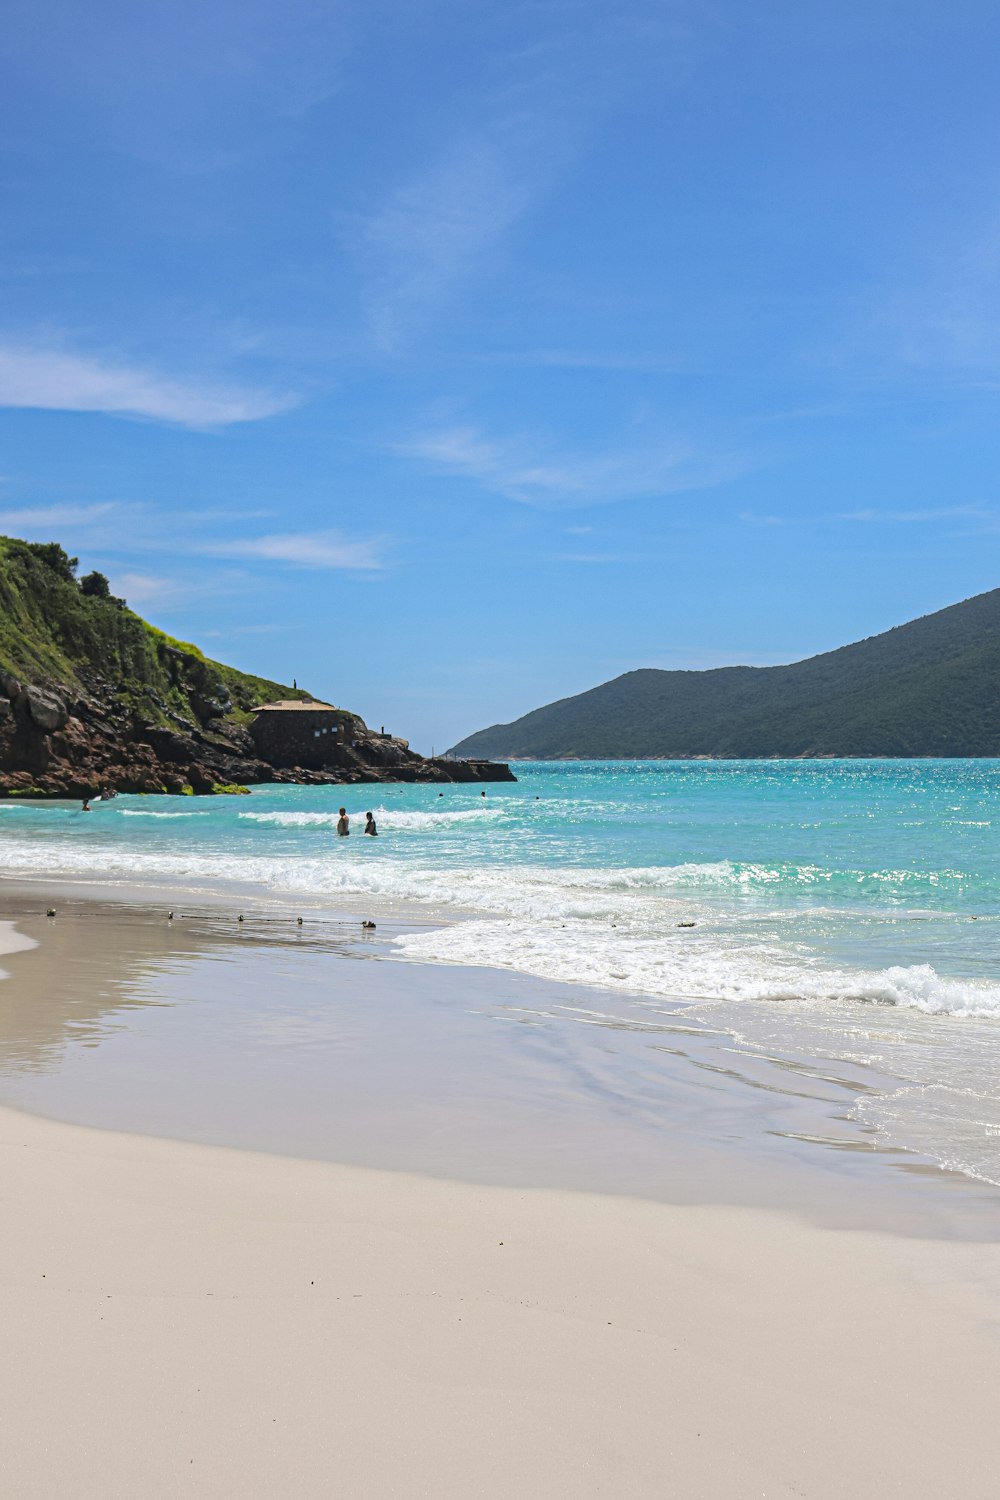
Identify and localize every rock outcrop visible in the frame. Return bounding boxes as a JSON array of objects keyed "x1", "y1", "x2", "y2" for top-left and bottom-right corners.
[
  {"x1": 0, "y1": 534, "x2": 514, "y2": 797},
  {"x1": 0, "y1": 662, "x2": 513, "y2": 798}
]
